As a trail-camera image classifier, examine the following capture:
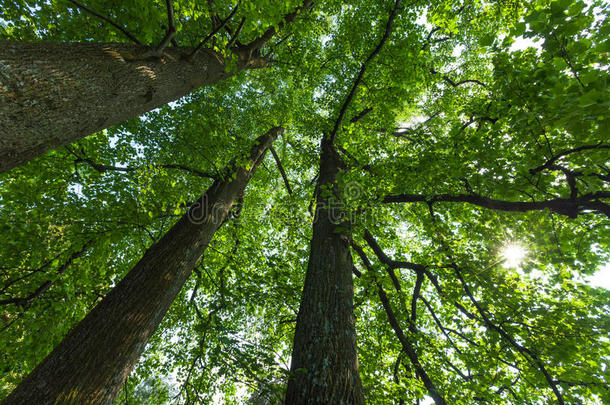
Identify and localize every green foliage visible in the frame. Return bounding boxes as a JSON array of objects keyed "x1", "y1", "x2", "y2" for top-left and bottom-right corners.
[{"x1": 1, "y1": 0, "x2": 609, "y2": 403}]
